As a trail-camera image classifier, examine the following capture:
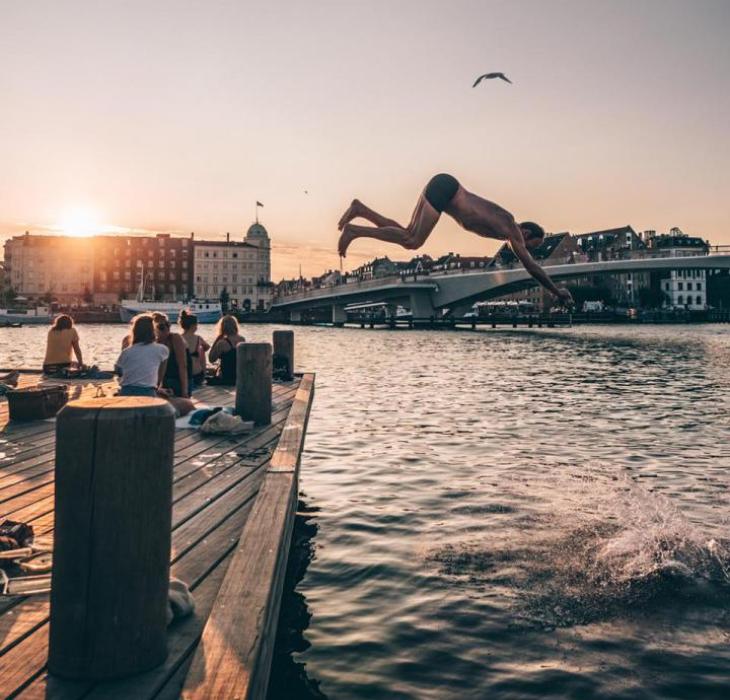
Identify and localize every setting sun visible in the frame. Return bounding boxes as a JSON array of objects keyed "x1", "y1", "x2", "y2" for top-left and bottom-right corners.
[{"x1": 56, "y1": 207, "x2": 102, "y2": 237}]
